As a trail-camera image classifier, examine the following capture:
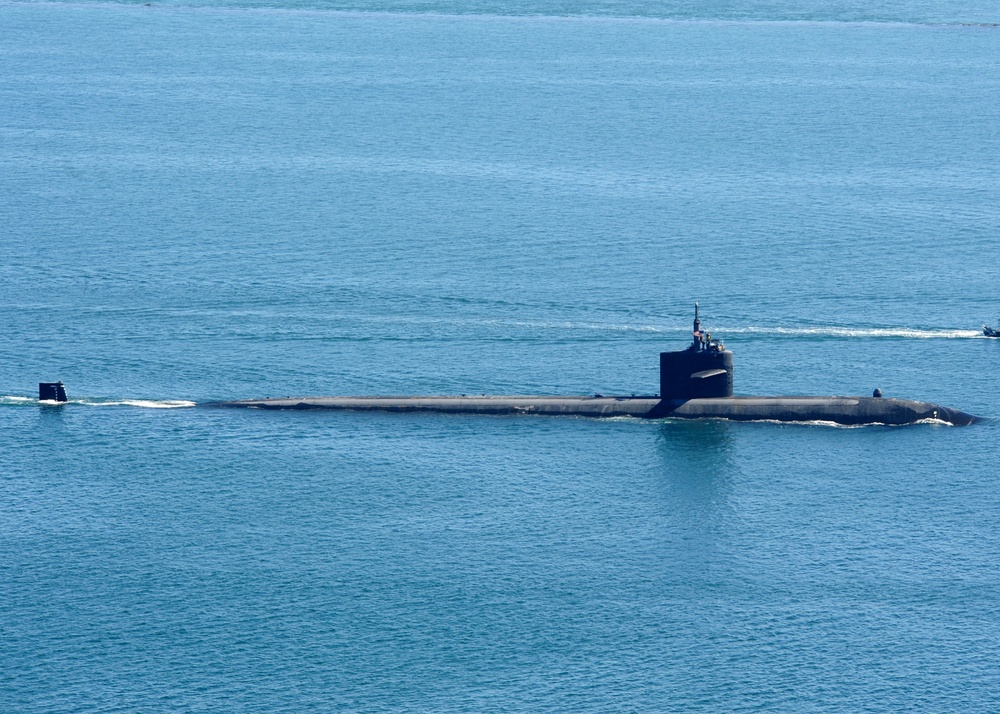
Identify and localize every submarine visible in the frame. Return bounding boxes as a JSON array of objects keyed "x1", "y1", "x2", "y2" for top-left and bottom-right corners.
[{"x1": 204, "y1": 306, "x2": 980, "y2": 426}]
